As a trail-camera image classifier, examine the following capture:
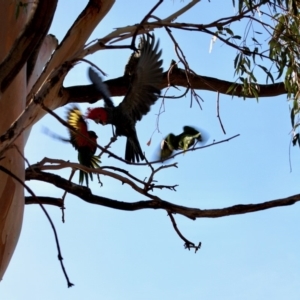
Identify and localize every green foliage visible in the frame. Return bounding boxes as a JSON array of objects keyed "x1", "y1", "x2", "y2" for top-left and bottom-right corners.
[
  {"x1": 269, "y1": 13, "x2": 300, "y2": 96},
  {"x1": 226, "y1": 52, "x2": 260, "y2": 100},
  {"x1": 228, "y1": 0, "x2": 300, "y2": 139},
  {"x1": 265, "y1": 4, "x2": 300, "y2": 139},
  {"x1": 232, "y1": 0, "x2": 298, "y2": 13}
]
